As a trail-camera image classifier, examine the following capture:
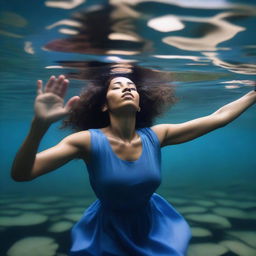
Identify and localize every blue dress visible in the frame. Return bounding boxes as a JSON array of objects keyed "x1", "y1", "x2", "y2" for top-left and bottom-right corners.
[{"x1": 69, "y1": 128, "x2": 191, "y2": 256}]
